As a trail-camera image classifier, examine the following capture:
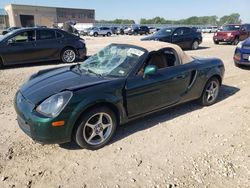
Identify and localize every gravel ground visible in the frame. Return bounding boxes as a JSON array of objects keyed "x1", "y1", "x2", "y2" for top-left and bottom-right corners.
[{"x1": 0, "y1": 34, "x2": 249, "y2": 188}]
